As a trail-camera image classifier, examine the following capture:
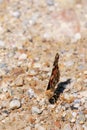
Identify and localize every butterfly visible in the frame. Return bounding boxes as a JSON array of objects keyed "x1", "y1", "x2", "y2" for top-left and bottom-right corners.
[{"x1": 46, "y1": 53, "x2": 60, "y2": 104}]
